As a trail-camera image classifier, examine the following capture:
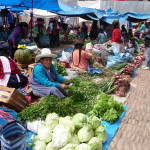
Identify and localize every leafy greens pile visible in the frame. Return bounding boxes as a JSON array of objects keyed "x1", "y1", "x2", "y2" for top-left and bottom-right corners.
[
  {"x1": 18, "y1": 76, "x2": 100, "y2": 122},
  {"x1": 89, "y1": 93, "x2": 125, "y2": 123}
]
